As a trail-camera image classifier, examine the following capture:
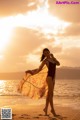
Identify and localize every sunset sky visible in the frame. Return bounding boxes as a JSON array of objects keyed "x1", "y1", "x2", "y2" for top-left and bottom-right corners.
[{"x1": 0, "y1": 0, "x2": 80, "y2": 72}]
